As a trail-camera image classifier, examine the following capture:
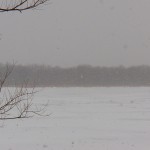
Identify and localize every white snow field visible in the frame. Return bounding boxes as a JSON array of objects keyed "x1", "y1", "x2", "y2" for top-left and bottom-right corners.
[{"x1": 0, "y1": 87, "x2": 150, "y2": 150}]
